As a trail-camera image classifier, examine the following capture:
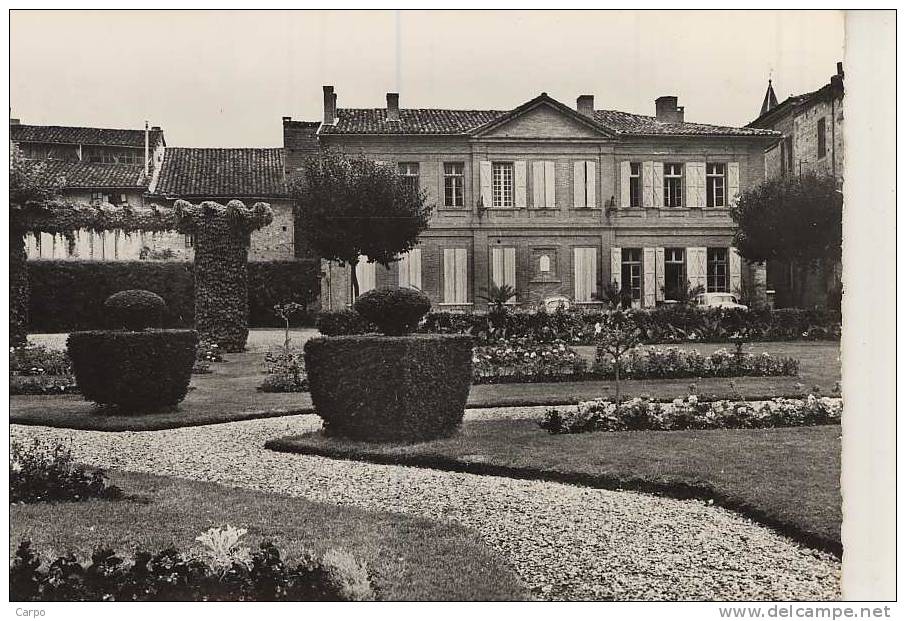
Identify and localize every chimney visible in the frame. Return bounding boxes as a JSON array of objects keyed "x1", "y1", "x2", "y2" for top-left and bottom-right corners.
[
  {"x1": 9, "y1": 118, "x2": 19, "y2": 125},
  {"x1": 323, "y1": 85, "x2": 336, "y2": 125},
  {"x1": 144, "y1": 120, "x2": 150, "y2": 177},
  {"x1": 655, "y1": 96, "x2": 684, "y2": 123},
  {"x1": 576, "y1": 95, "x2": 594, "y2": 117},
  {"x1": 836, "y1": 61, "x2": 844, "y2": 78},
  {"x1": 386, "y1": 93, "x2": 400, "y2": 122}
]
